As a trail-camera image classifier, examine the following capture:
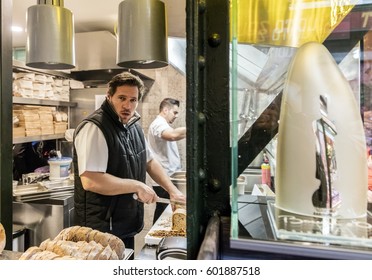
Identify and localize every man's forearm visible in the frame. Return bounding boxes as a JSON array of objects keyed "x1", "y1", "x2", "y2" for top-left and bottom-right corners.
[
  {"x1": 80, "y1": 171, "x2": 144, "y2": 196},
  {"x1": 147, "y1": 159, "x2": 179, "y2": 195}
]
